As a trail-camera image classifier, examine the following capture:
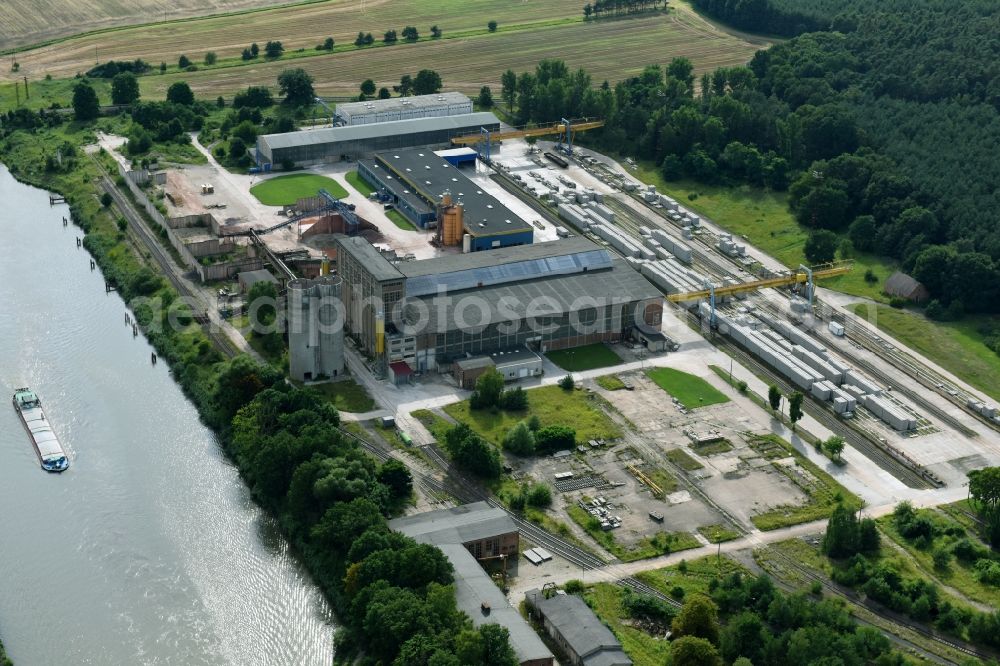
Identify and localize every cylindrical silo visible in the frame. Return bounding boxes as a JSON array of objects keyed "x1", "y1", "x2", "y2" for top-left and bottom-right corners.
[{"x1": 315, "y1": 276, "x2": 345, "y2": 378}]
